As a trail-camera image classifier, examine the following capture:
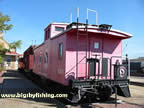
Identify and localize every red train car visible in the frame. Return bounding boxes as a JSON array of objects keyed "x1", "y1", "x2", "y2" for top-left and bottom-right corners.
[
  {"x1": 23, "y1": 45, "x2": 36, "y2": 72},
  {"x1": 31, "y1": 22, "x2": 132, "y2": 102},
  {"x1": 18, "y1": 57, "x2": 24, "y2": 71},
  {"x1": 22, "y1": 9, "x2": 132, "y2": 102}
]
